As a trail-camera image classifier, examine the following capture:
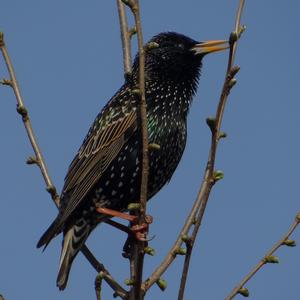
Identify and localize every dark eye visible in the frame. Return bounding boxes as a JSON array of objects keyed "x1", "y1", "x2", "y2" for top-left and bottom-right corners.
[{"x1": 177, "y1": 43, "x2": 185, "y2": 49}]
